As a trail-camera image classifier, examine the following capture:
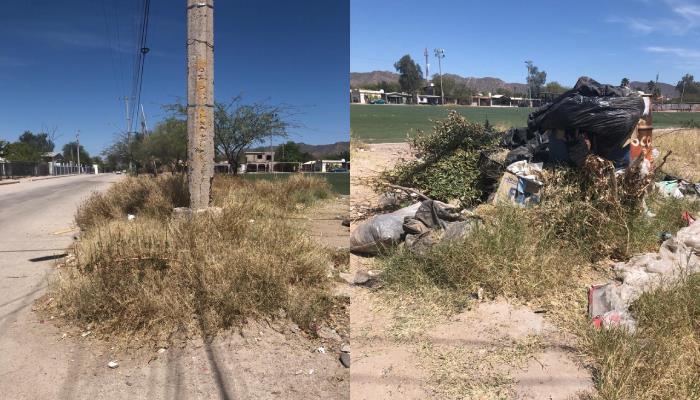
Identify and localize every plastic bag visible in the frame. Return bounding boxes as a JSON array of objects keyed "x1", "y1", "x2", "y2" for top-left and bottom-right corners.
[{"x1": 350, "y1": 203, "x2": 421, "y2": 255}]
